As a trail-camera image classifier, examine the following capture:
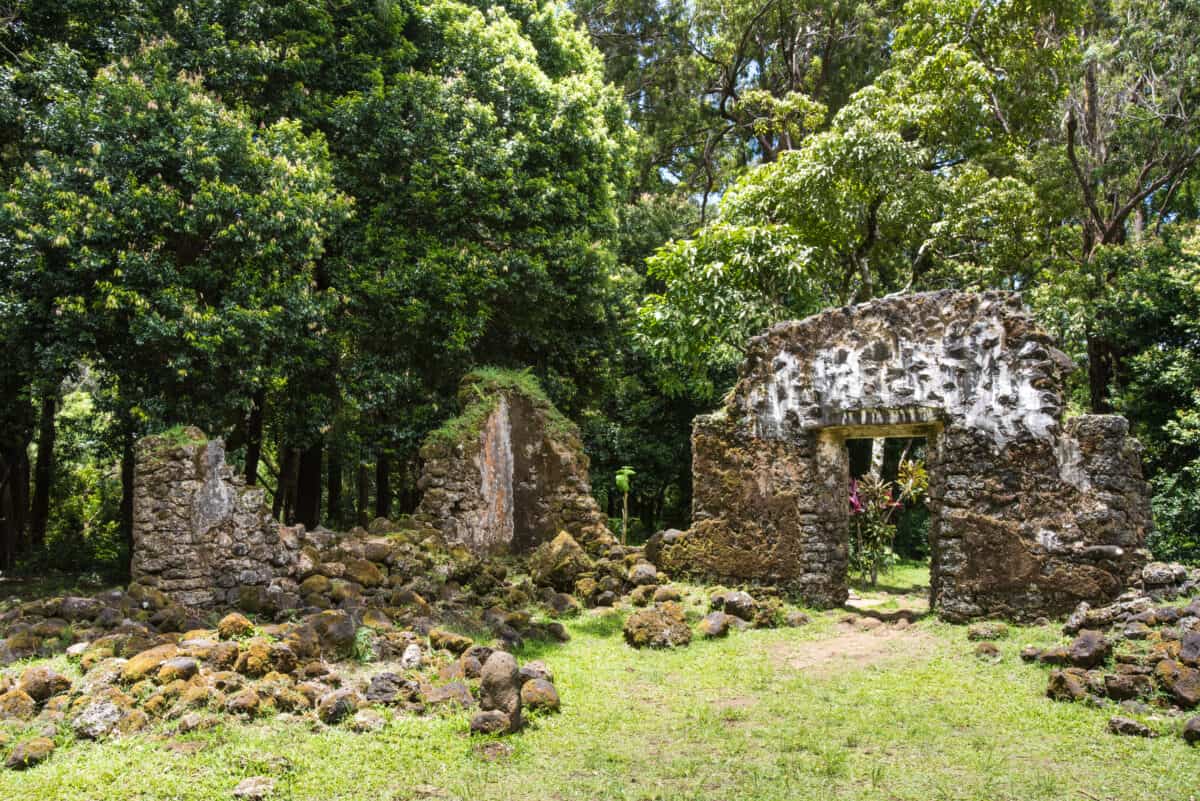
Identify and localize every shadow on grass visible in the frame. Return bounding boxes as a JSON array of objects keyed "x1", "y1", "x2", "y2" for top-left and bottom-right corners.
[
  {"x1": 516, "y1": 609, "x2": 626, "y2": 660},
  {"x1": 850, "y1": 578, "x2": 928, "y2": 596},
  {"x1": 842, "y1": 605, "x2": 931, "y2": 623}
]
